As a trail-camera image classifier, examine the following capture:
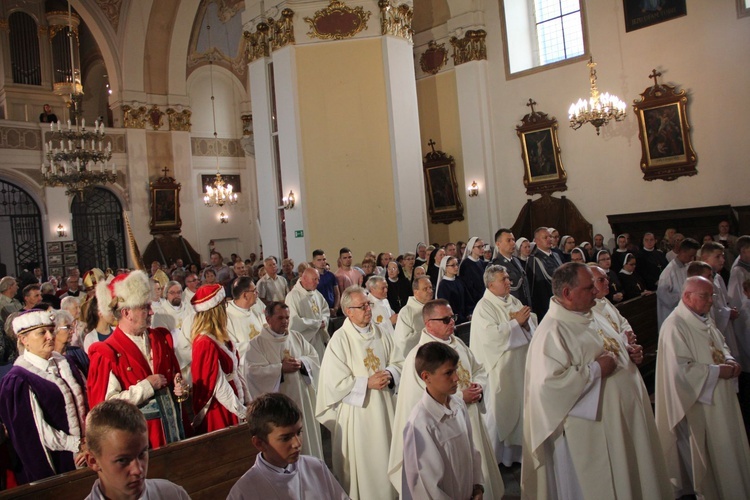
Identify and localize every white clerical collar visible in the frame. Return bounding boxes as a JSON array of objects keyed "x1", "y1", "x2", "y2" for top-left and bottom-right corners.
[
  {"x1": 537, "y1": 248, "x2": 552, "y2": 256},
  {"x1": 353, "y1": 323, "x2": 371, "y2": 335},
  {"x1": 619, "y1": 269, "x2": 633, "y2": 275},
  {"x1": 643, "y1": 247, "x2": 654, "y2": 252},
  {"x1": 688, "y1": 308, "x2": 710, "y2": 323},
  {"x1": 267, "y1": 327, "x2": 287, "y2": 338},
  {"x1": 616, "y1": 248, "x2": 628, "y2": 253},
  {"x1": 23, "y1": 349, "x2": 52, "y2": 370},
  {"x1": 387, "y1": 277, "x2": 398, "y2": 283},
  {"x1": 442, "y1": 276, "x2": 456, "y2": 281},
  {"x1": 228, "y1": 301, "x2": 251, "y2": 313},
  {"x1": 425, "y1": 332, "x2": 453, "y2": 344},
  {"x1": 258, "y1": 453, "x2": 297, "y2": 475},
  {"x1": 166, "y1": 302, "x2": 183, "y2": 312},
  {"x1": 467, "y1": 255, "x2": 479, "y2": 262}
]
